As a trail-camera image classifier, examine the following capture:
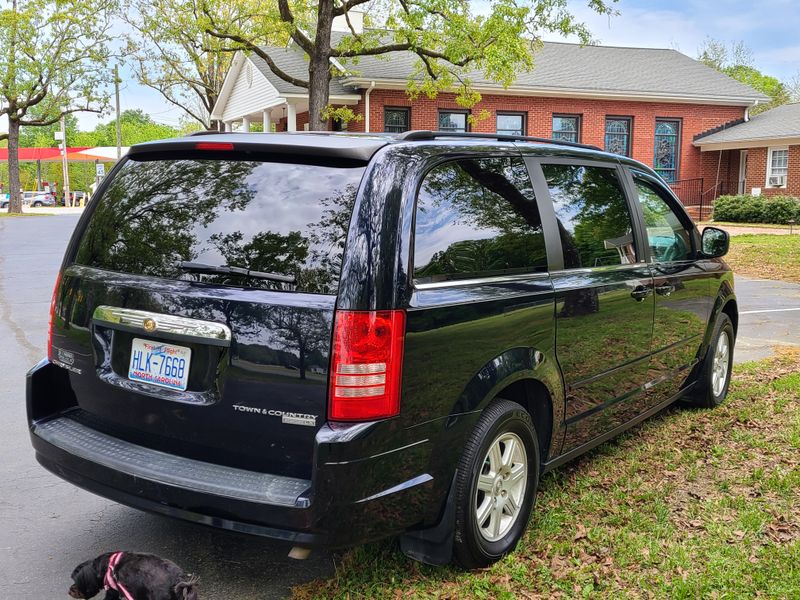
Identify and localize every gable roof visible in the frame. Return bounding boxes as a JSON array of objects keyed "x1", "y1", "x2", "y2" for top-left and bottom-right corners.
[
  {"x1": 214, "y1": 35, "x2": 769, "y2": 121},
  {"x1": 341, "y1": 41, "x2": 768, "y2": 105},
  {"x1": 694, "y1": 103, "x2": 800, "y2": 149}
]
